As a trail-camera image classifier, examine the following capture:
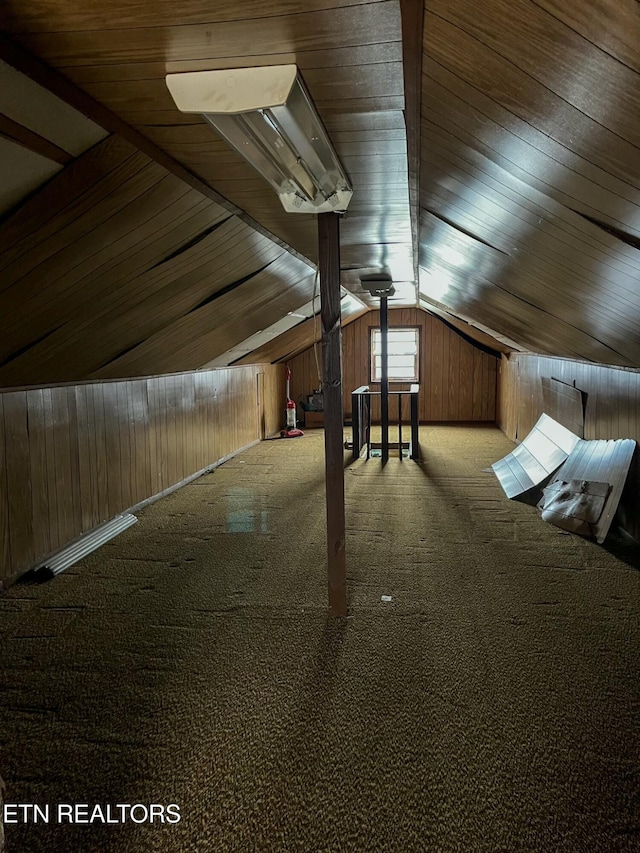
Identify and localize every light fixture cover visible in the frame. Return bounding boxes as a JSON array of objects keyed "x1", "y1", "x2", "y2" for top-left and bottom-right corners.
[
  {"x1": 166, "y1": 66, "x2": 352, "y2": 214},
  {"x1": 360, "y1": 273, "x2": 395, "y2": 297}
]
